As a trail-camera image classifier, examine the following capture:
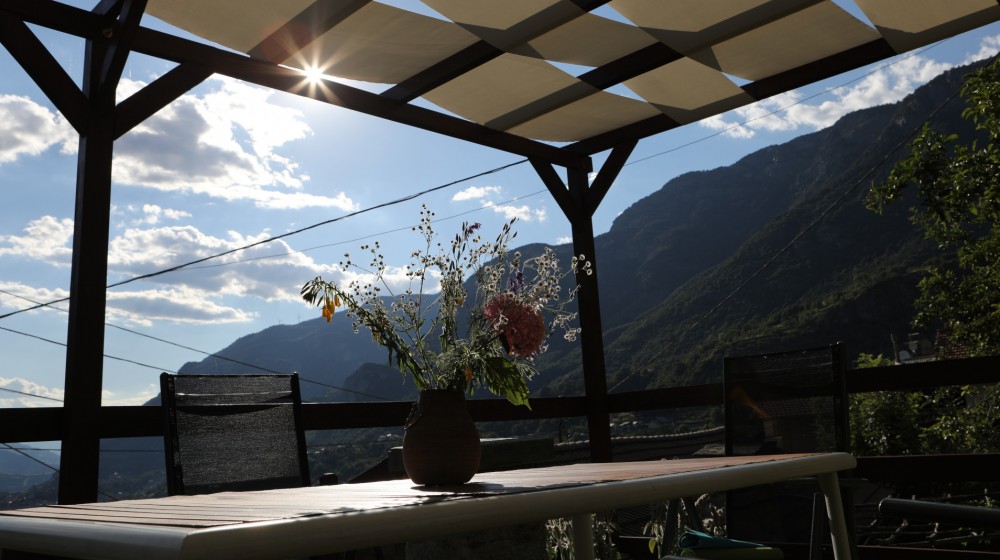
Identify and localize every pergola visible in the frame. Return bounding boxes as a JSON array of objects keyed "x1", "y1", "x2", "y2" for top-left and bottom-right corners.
[{"x1": 2, "y1": 0, "x2": 998, "y2": 505}]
